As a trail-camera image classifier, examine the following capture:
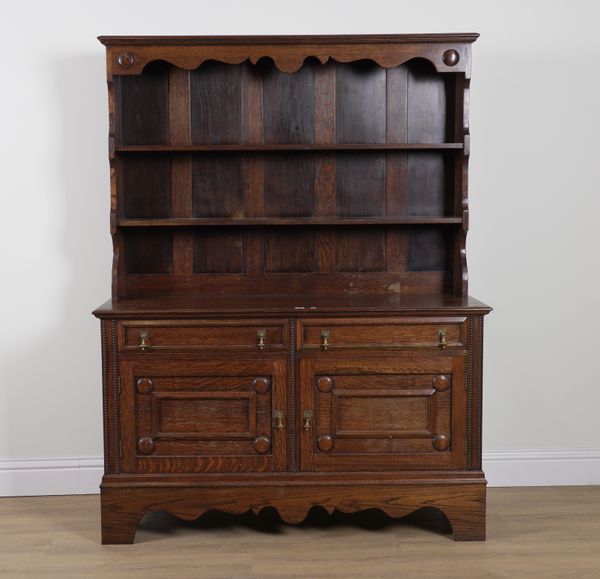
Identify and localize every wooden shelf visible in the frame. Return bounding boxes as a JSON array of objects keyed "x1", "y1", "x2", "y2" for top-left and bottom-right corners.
[
  {"x1": 93, "y1": 293, "x2": 492, "y2": 318},
  {"x1": 115, "y1": 143, "x2": 463, "y2": 153},
  {"x1": 117, "y1": 217, "x2": 464, "y2": 227}
]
